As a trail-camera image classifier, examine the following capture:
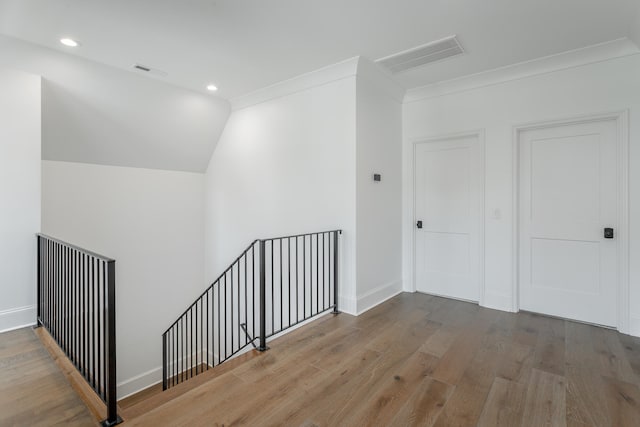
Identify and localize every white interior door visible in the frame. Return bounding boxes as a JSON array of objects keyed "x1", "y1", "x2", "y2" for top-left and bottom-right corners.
[
  {"x1": 414, "y1": 134, "x2": 482, "y2": 302},
  {"x1": 519, "y1": 120, "x2": 618, "y2": 326}
]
